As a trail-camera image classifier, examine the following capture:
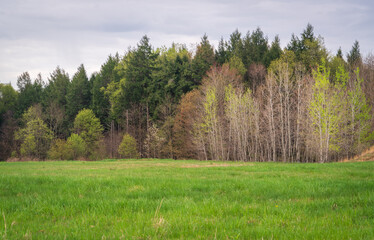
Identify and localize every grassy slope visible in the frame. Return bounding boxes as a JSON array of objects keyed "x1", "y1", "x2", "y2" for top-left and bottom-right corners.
[{"x1": 0, "y1": 159, "x2": 373, "y2": 239}]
